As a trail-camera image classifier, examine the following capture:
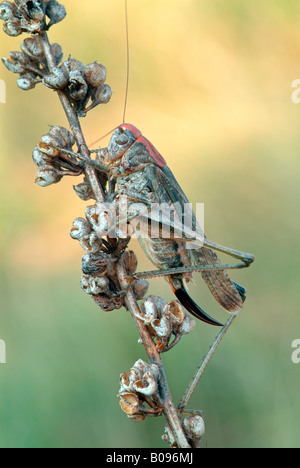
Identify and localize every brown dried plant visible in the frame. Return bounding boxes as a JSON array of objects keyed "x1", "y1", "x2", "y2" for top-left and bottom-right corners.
[{"x1": 0, "y1": 1, "x2": 252, "y2": 448}]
